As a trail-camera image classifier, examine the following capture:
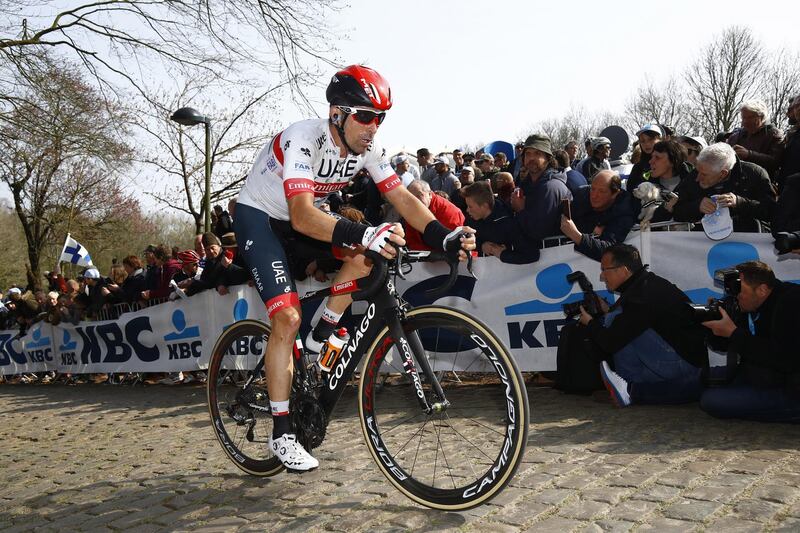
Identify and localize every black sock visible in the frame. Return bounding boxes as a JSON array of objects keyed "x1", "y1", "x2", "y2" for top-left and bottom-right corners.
[
  {"x1": 312, "y1": 320, "x2": 336, "y2": 344},
  {"x1": 273, "y1": 414, "x2": 291, "y2": 439}
]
